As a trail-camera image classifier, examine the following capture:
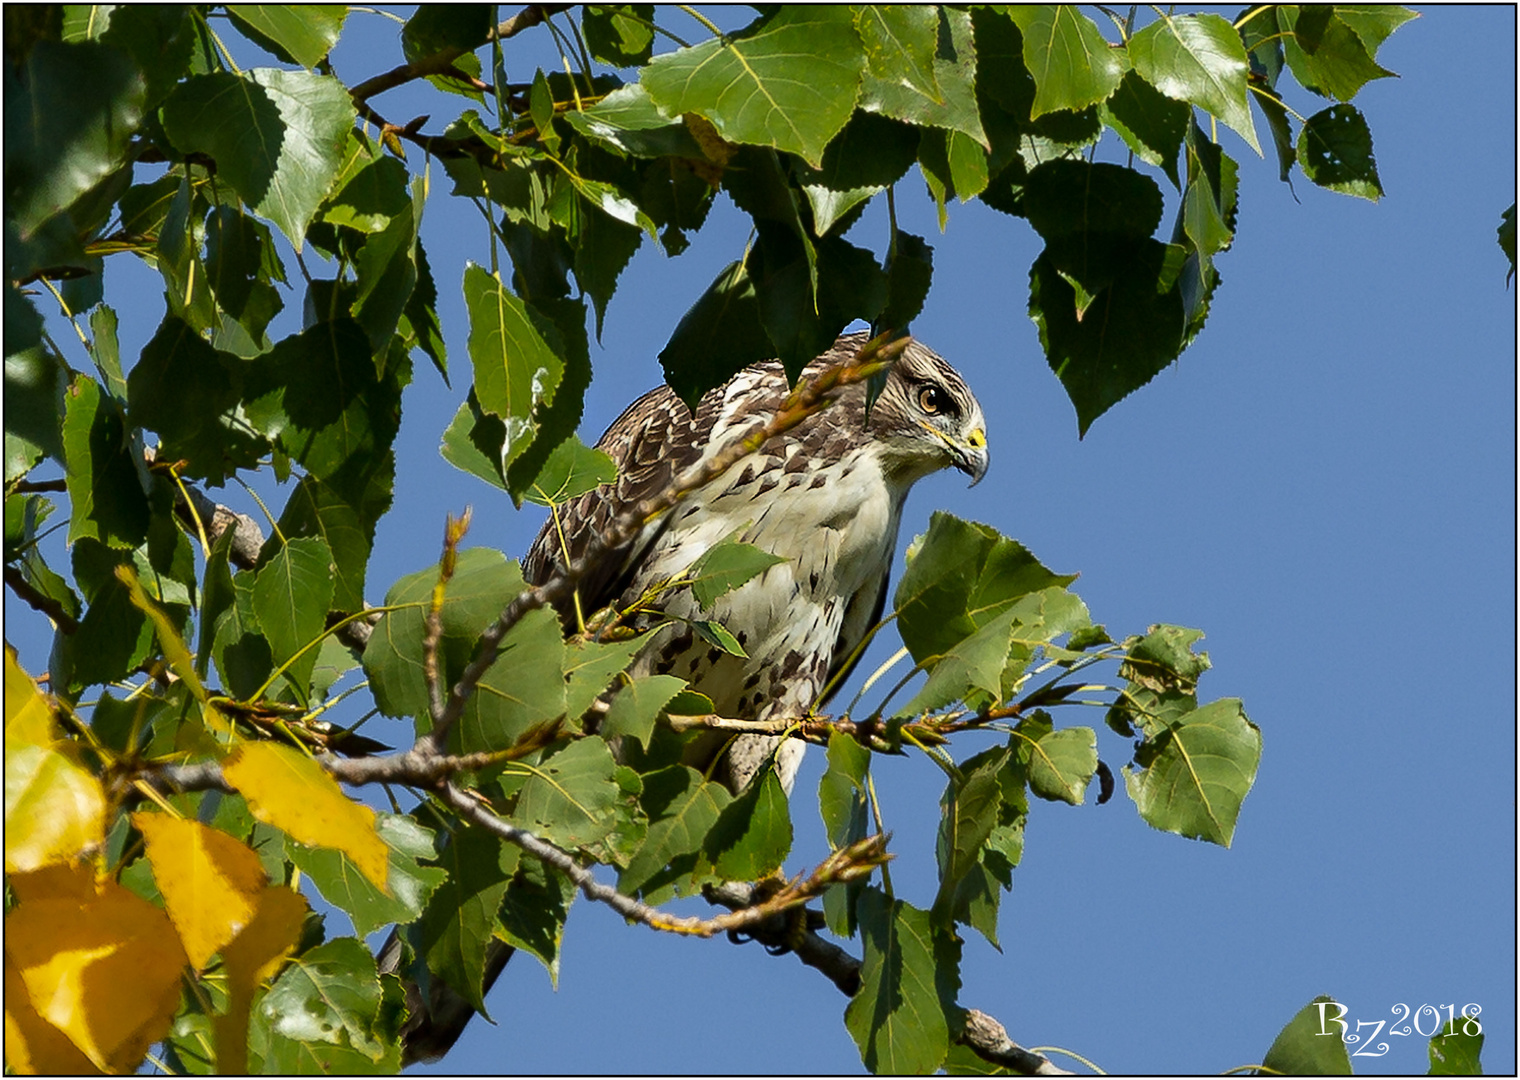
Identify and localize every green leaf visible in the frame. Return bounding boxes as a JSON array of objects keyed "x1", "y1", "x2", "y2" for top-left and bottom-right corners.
[
  {"x1": 705, "y1": 766, "x2": 792, "y2": 880},
  {"x1": 881, "y1": 231, "x2": 934, "y2": 332},
  {"x1": 797, "y1": 110, "x2": 918, "y2": 236},
  {"x1": 440, "y1": 390, "x2": 509, "y2": 491},
  {"x1": 275, "y1": 474, "x2": 377, "y2": 614},
  {"x1": 457, "y1": 606, "x2": 567, "y2": 754},
  {"x1": 563, "y1": 83, "x2": 705, "y2": 159},
  {"x1": 1028, "y1": 235, "x2": 1185, "y2": 436},
  {"x1": 1007, "y1": 6, "x2": 1124, "y2": 118},
  {"x1": 620, "y1": 764, "x2": 733, "y2": 896},
  {"x1": 160, "y1": 69, "x2": 356, "y2": 249},
  {"x1": 401, "y1": 5, "x2": 492, "y2": 62},
  {"x1": 364, "y1": 548, "x2": 519, "y2": 717},
  {"x1": 288, "y1": 813, "x2": 448, "y2": 938},
  {"x1": 7, "y1": 40, "x2": 145, "y2": 238},
  {"x1": 61, "y1": 375, "x2": 150, "y2": 550},
  {"x1": 658, "y1": 259, "x2": 772, "y2": 410},
  {"x1": 259, "y1": 938, "x2": 387, "y2": 1062},
  {"x1": 583, "y1": 5, "x2": 655, "y2": 67},
  {"x1": 749, "y1": 230, "x2": 888, "y2": 379},
  {"x1": 859, "y1": 7, "x2": 984, "y2": 146},
  {"x1": 1128, "y1": 13, "x2": 1260, "y2": 155},
  {"x1": 1429, "y1": 1014, "x2": 1485, "y2": 1075},
  {"x1": 226, "y1": 5, "x2": 347, "y2": 69},
  {"x1": 562, "y1": 634, "x2": 646, "y2": 723},
  {"x1": 4, "y1": 297, "x2": 67, "y2": 483},
  {"x1": 1260, "y1": 996, "x2": 1354, "y2": 1076},
  {"x1": 932, "y1": 746, "x2": 1007, "y2": 921},
  {"x1": 1335, "y1": 6, "x2": 1420, "y2": 54},
  {"x1": 1124, "y1": 697, "x2": 1261, "y2": 847},
  {"x1": 853, "y1": 6, "x2": 941, "y2": 103},
  {"x1": 1279, "y1": 7, "x2": 1399, "y2": 103},
  {"x1": 75, "y1": 6, "x2": 194, "y2": 111},
  {"x1": 242, "y1": 318, "x2": 406, "y2": 501},
  {"x1": 509, "y1": 738, "x2": 622, "y2": 850},
  {"x1": 901, "y1": 606, "x2": 1021, "y2": 715},
  {"x1": 495, "y1": 853, "x2": 576, "y2": 986},
  {"x1": 845, "y1": 889, "x2": 960, "y2": 1074},
  {"x1": 128, "y1": 316, "x2": 260, "y2": 484},
  {"x1": 503, "y1": 296, "x2": 593, "y2": 506},
  {"x1": 323, "y1": 152, "x2": 410, "y2": 234},
  {"x1": 252, "y1": 536, "x2": 334, "y2": 695},
  {"x1": 401, "y1": 238, "x2": 447, "y2": 380},
  {"x1": 818, "y1": 732, "x2": 871, "y2": 937},
  {"x1": 895, "y1": 512, "x2": 1076, "y2": 665},
  {"x1": 462, "y1": 262, "x2": 565, "y2": 473},
  {"x1": 1022, "y1": 723, "x2": 1096, "y2": 805},
  {"x1": 687, "y1": 541, "x2": 787, "y2": 609},
  {"x1": 1298, "y1": 103, "x2": 1383, "y2": 201},
  {"x1": 602, "y1": 674, "x2": 686, "y2": 752},
  {"x1": 1099, "y1": 70, "x2": 1188, "y2": 189},
  {"x1": 641, "y1": 6, "x2": 866, "y2": 168},
  {"x1": 521, "y1": 435, "x2": 617, "y2": 507},
  {"x1": 416, "y1": 826, "x2": 517, "y2": 1015}
]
